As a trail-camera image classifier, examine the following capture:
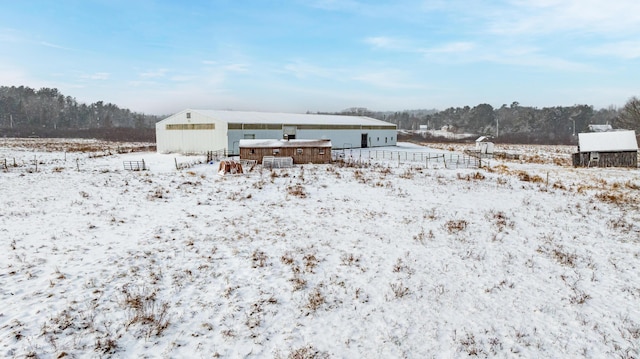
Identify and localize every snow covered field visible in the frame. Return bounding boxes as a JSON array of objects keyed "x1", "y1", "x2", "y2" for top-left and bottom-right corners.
[{"x1": 1, "y1": 138, "x2": 639, "y2": 358}]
